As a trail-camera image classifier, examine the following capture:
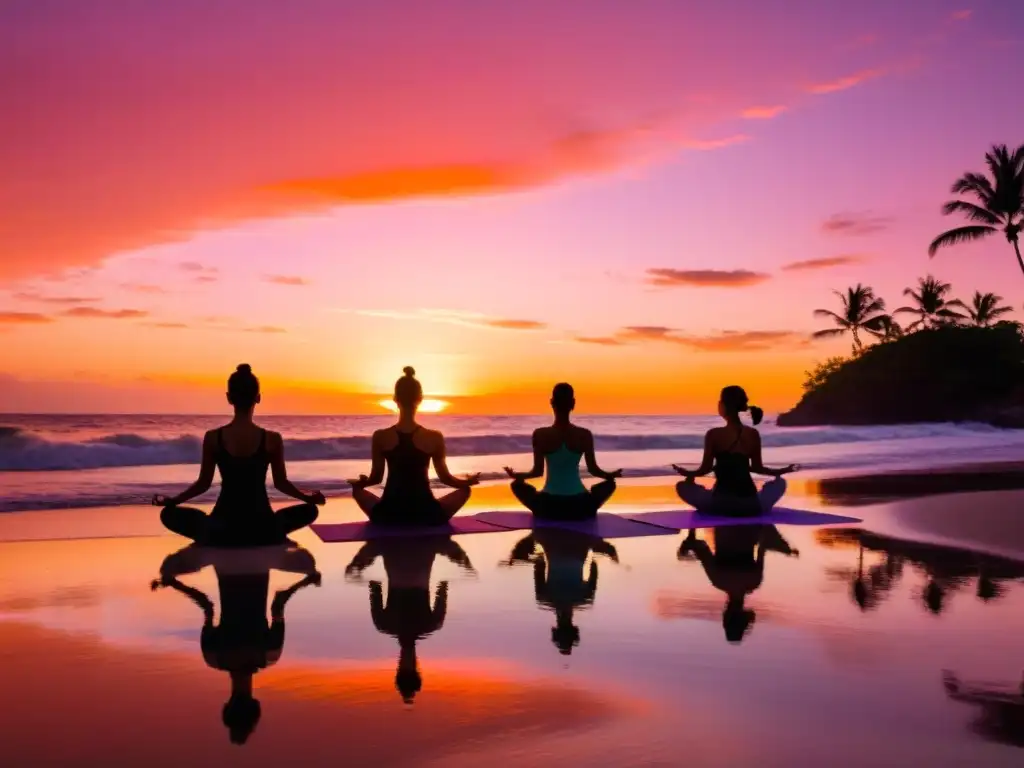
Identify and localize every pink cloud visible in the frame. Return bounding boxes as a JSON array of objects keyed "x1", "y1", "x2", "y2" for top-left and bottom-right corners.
[
  {"x1": 782, "y1": 255, "x2": 867, "y2": 271},
  {"x1": 264, "y1": 275, "x2": 311, "y2": 286},
  {"x1": 61, "y1": 307, "x2": 149, "y2": 319},
  {"x1": 646, "y1": 269, "x2": 772, "y2": 288},
  {"x1": 0, "y1": 312, "x2": 53, "y2": 324},
  {"x1": 807, "y1": 68, "x2": 886, "y2": 95},
  {"x1": 741, "y1": 105, "x2": 787, "y2": 120},
  {"x1": 949, "y1": 10, "x2": 972, "y2": 22},
  {"x1": 821, "y1": 212, "x2": 893, "y2": 236}
]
